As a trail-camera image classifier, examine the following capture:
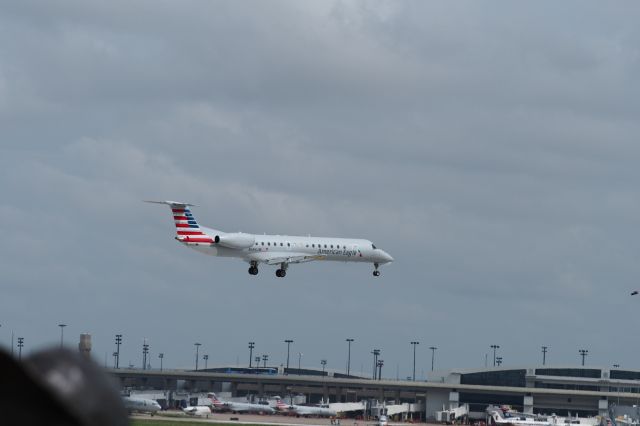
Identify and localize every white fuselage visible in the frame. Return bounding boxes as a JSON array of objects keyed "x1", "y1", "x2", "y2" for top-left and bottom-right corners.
[
  {"x1": 123, "y1": 396, "x2": 162, "y2": 414},
  {"x1": 183, "y1": 406, "x2": 211, "y2": 416},
  {"x1": 223, "y1": 401, "x2": 274, "y2": 414},
  {"x1": 487, "y1": 409, "x2": 552, "y2": 426},
  {"x1": 277, "y1": 402, "x2": 337, "y2": 417},
  {"x1": 209, "y1": 394, "x2": 274, "y2": 414},
  {"x1": 293, "y1": 405, "x2": 337, "y2": 417},
  {"x1": 187, "y1": 227, "x2": 393, "y2": 266}
]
